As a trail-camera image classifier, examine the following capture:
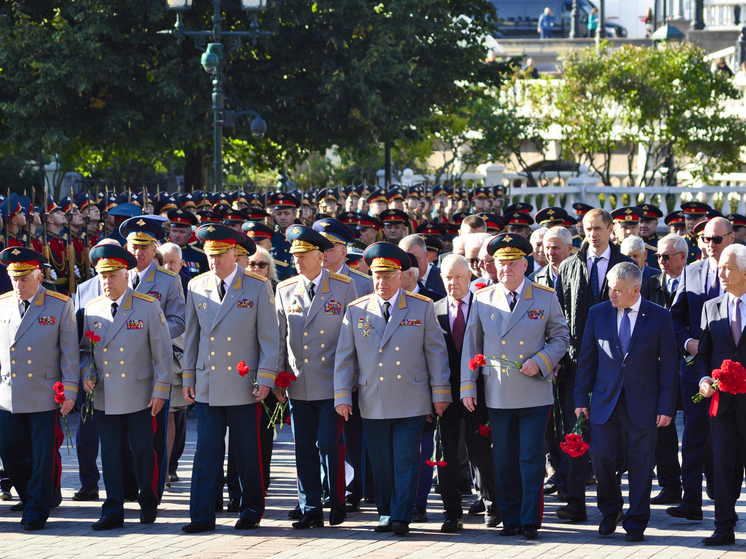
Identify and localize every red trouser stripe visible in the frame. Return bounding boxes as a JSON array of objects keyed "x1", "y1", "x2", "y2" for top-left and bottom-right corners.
[{"x1": 336, "y1": 415, "x2": 347, "y2": 503}]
